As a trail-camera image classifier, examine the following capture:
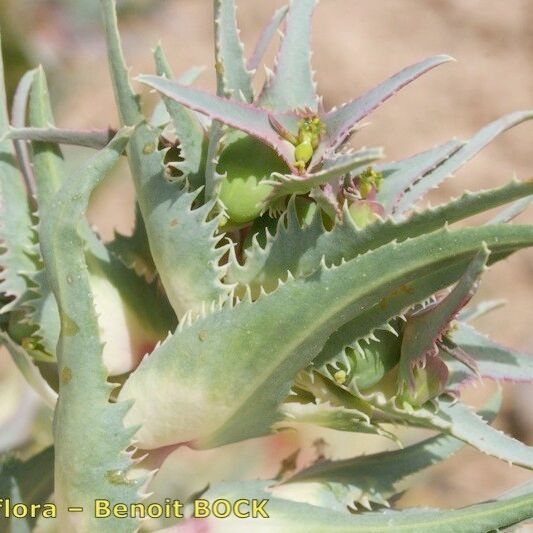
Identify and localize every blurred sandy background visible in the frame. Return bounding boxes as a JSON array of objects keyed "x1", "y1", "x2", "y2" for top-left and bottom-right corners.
[{"x1": 1, "y1": 0, "x2": 532, "y2": 516}]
